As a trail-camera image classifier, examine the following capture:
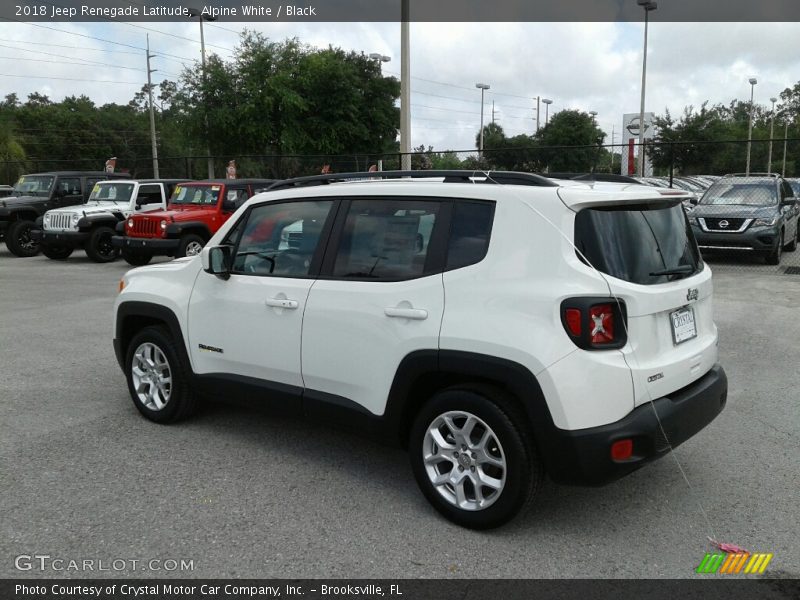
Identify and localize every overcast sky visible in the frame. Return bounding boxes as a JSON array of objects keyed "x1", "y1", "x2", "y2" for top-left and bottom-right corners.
[{"x1": 0, "y1": 20, "x2": 798, "y2": 152}]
